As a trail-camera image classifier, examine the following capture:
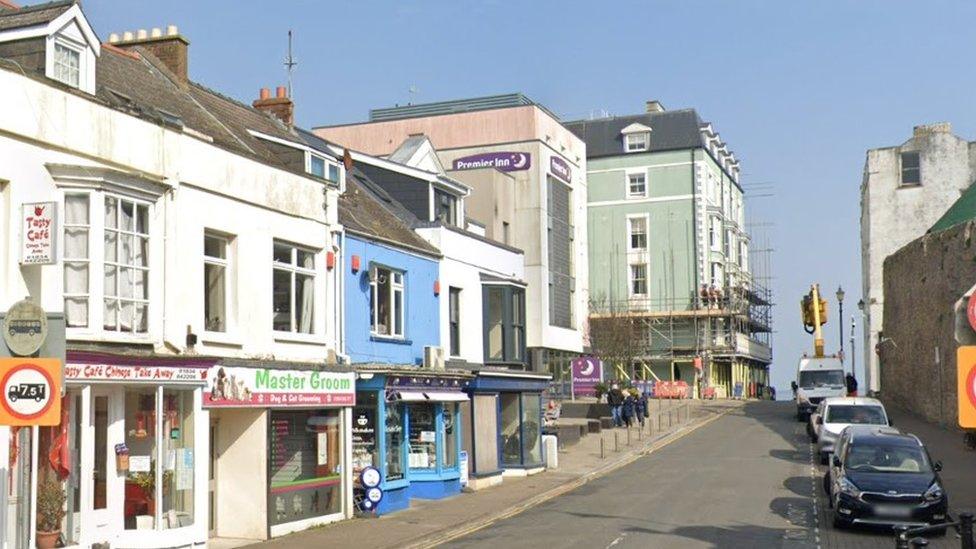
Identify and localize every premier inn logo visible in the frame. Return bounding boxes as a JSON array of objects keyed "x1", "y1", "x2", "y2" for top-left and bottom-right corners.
[{"x1": 452, "y1": 152, "x2": 531, "y2": 172}]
